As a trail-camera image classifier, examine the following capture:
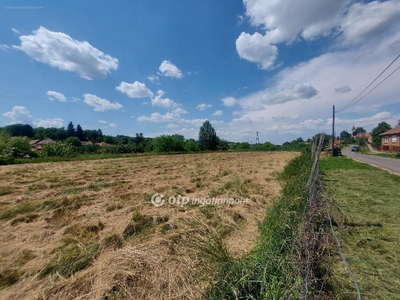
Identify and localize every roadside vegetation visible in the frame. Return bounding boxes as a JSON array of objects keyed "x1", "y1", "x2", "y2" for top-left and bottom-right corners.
[
  {"x1": 320, "y1": 156, "x2": 400, "y2": 299},
  {"x1": 203, "y1": 150, "x2": 313, "y2": 298}
]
